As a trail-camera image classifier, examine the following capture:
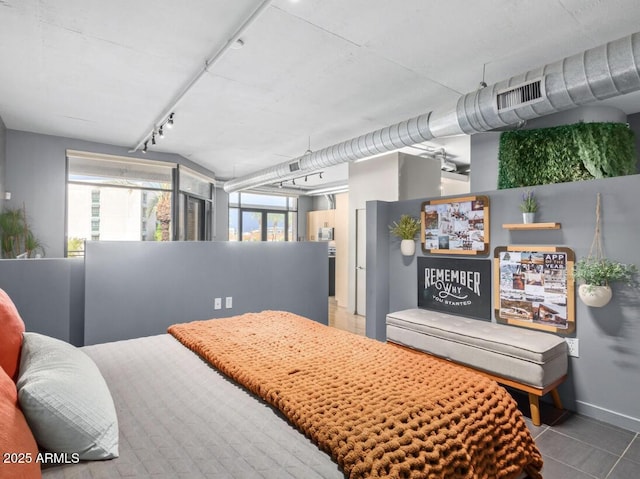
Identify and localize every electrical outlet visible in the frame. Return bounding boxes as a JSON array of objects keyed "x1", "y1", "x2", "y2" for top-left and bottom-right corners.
[
  {"x1": 225, "y1": 297, "x2": 233, "y2": 309},
  {"x1": 214, "y1": 298, "x2": 222, "y2": 310},
  {"x1": 565, "y1": 338, "x2": 579, "y2": 357}
]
